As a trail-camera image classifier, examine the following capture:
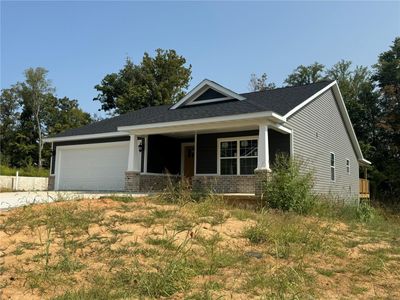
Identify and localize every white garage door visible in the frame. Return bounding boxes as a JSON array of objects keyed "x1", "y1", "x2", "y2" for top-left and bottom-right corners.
[{"x1": 56, "y1": 142, "x2": 129, "y2": 191}]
